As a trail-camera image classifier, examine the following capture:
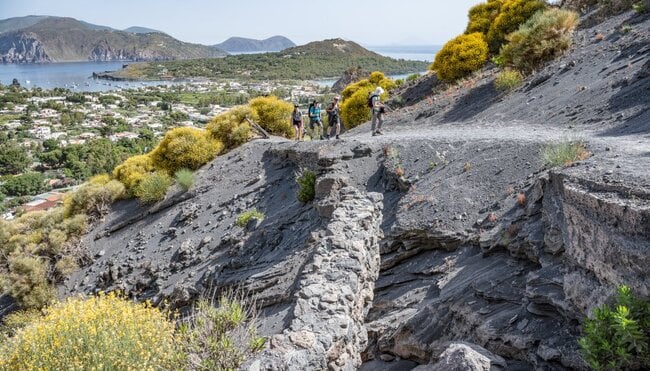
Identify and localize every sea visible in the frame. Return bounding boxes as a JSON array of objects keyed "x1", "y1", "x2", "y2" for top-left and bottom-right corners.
[{"x1": 0, "y1": 46, "x2": 439, "y2": 92}]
